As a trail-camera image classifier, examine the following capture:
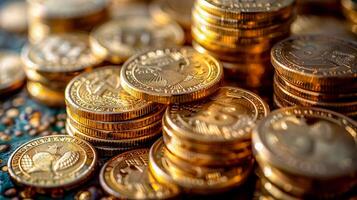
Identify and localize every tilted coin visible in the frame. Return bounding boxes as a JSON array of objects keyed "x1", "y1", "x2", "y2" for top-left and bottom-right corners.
[
  {"x1": 271, "y1": 35, "x2": 357, "y2": 92},
  {"x1": 8, "y1": 135, "x2": 97, "y2": 190},
  {"x1": 65, "y1": 66, "x2": 160, "y2": 121},
  {"x1": 120, "y1": 47, "x2": 223, "y2": 104},
  {"x1": 0, "y1": 51, "x2": 26, "y2": 94},
  {"x1": 90, "y1": 16, "x2": 184, "y2": 64},
  {"x1": 27, "y1": 81, "x2": 65, "y2": 107},
  {"x1": 253, "y1": 107, "x2": 357, "y2": 179},
  {"x1": 100, "y1": 148, "x2": 180, "y2": 199},
  {"x1": 165, "y1": 87, "x2": 269, "y2": 144}
]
